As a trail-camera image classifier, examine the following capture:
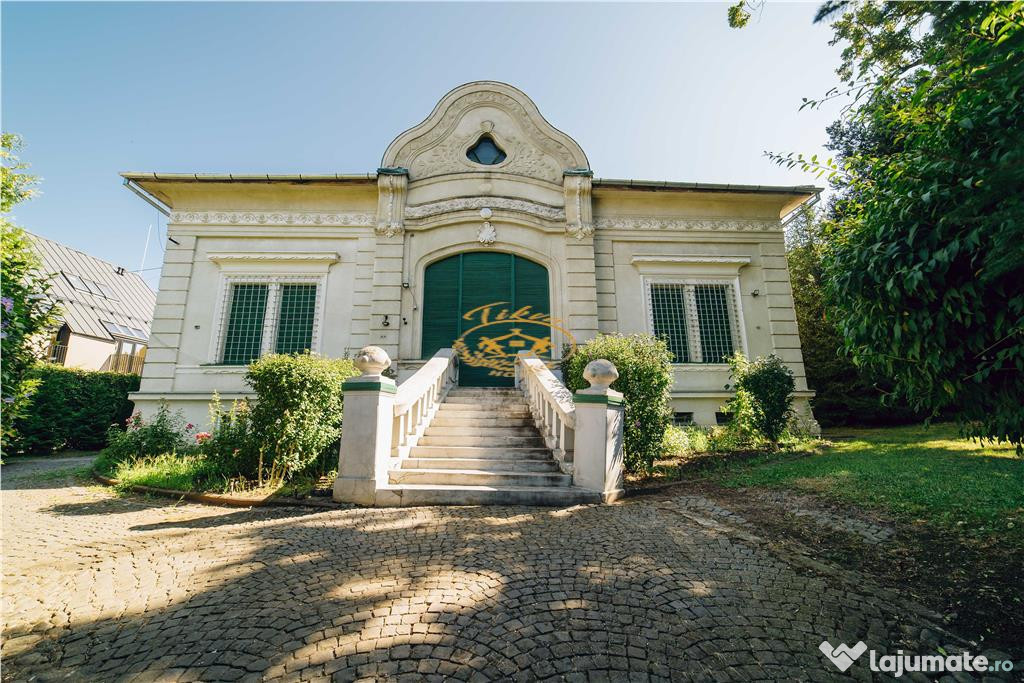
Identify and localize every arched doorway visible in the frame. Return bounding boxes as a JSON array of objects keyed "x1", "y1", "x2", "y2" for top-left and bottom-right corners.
[{"x1": 421, "y1": 252, "x2": 552, "y2": 386}]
